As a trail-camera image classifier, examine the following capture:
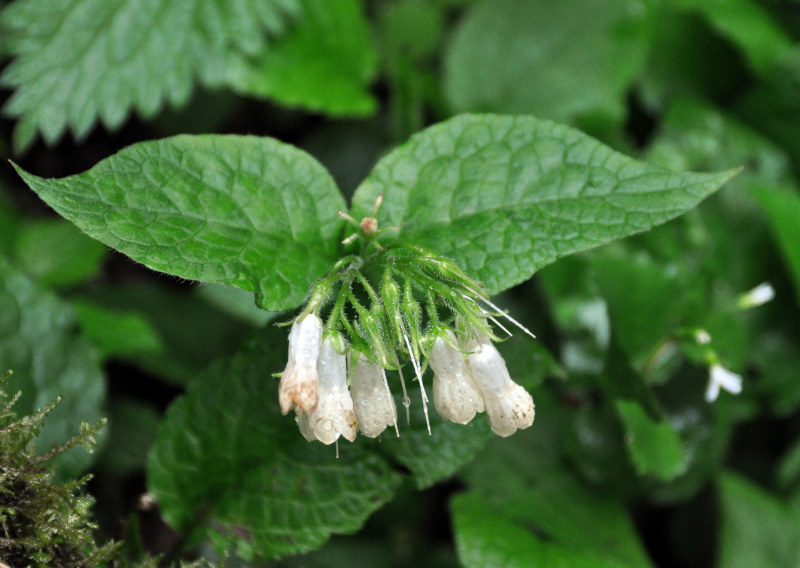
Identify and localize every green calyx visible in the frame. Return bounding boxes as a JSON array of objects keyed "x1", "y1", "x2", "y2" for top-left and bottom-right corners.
[{"x1": 295, "y1": 203, "x2": 506, "y2": 372}]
